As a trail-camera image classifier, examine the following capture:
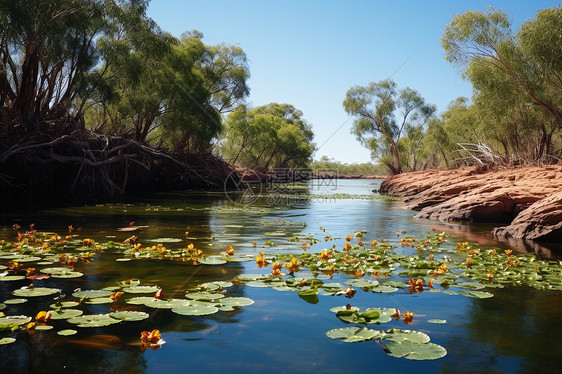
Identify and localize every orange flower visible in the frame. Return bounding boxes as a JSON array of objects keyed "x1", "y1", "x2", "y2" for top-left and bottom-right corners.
[
  {"x1": 323, "y1": 265, "x2": 335, "y2": 279},
  {"x1": 429, "y1": 254, "x2": 434, "y2": 260},
  {"x1": 343, "y1": 287, "x2": 356, "y2": 299},
  {"x1": 357, "y1": 240, "x2": 363, "y2": 246},
  {"x1": 252, "y1": 241, "x2": 257, "y2": 248},
  {"x1": 110, "y1": 291, "x2": 124, "y2": 302},
  {"x1": 343, "y1": 243, "x2": 351, "y2": 252},
  {"x1": 284, "y1": 256, "x2": 300, "y2": 273},
  {"x1": 403, "y1": 311, "x2": 414, "y2": 325},
  {"x1": 226, "y1": 245, "x2": 235, "y2": 256},
  {"x1": 504, "y1": 249, "x2": 513, "y2": 256},
  {"x1": 408, "y1": 278, "x2": 425, "y2": 293},
  {"x1": 428, "y1": 279, "x2": 434, "y2": 288},
  {"x1": 141, "y1": 329, "x2": 161, "y2": 344},
  {"x1": 391, "y1": 308, "x2": 400, "y2": 320},
  {"x1": 154, "y1": 289, "x2": 164, "y2": 299},
  {"x1": 271, "y1": 261, "x2": 283, "y2": 276},
  {"x1": 371, "y1": 240, "x2": 377, "y2": 247},
  {"x1": 320, "y1": 249, "x2": 332, "y2": 261},
  {"x1": 83, "y1": 238, "x2": 95, "y2": 246},
  {"x1": 345, "y1": 235, "x2": 352, "y2": 242},
  {"x1": 466, "y1": 257, "x2": 473, "y2": 267},
  {"x1": 256, "y1": 252, "x2": 268, "y2": 268},
  {"x1": 35, "y1": 311, "x2": 52, "y2": 323},
  {"x1": 354, "y1": 270, "x2": 363, "y2": 278}
]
